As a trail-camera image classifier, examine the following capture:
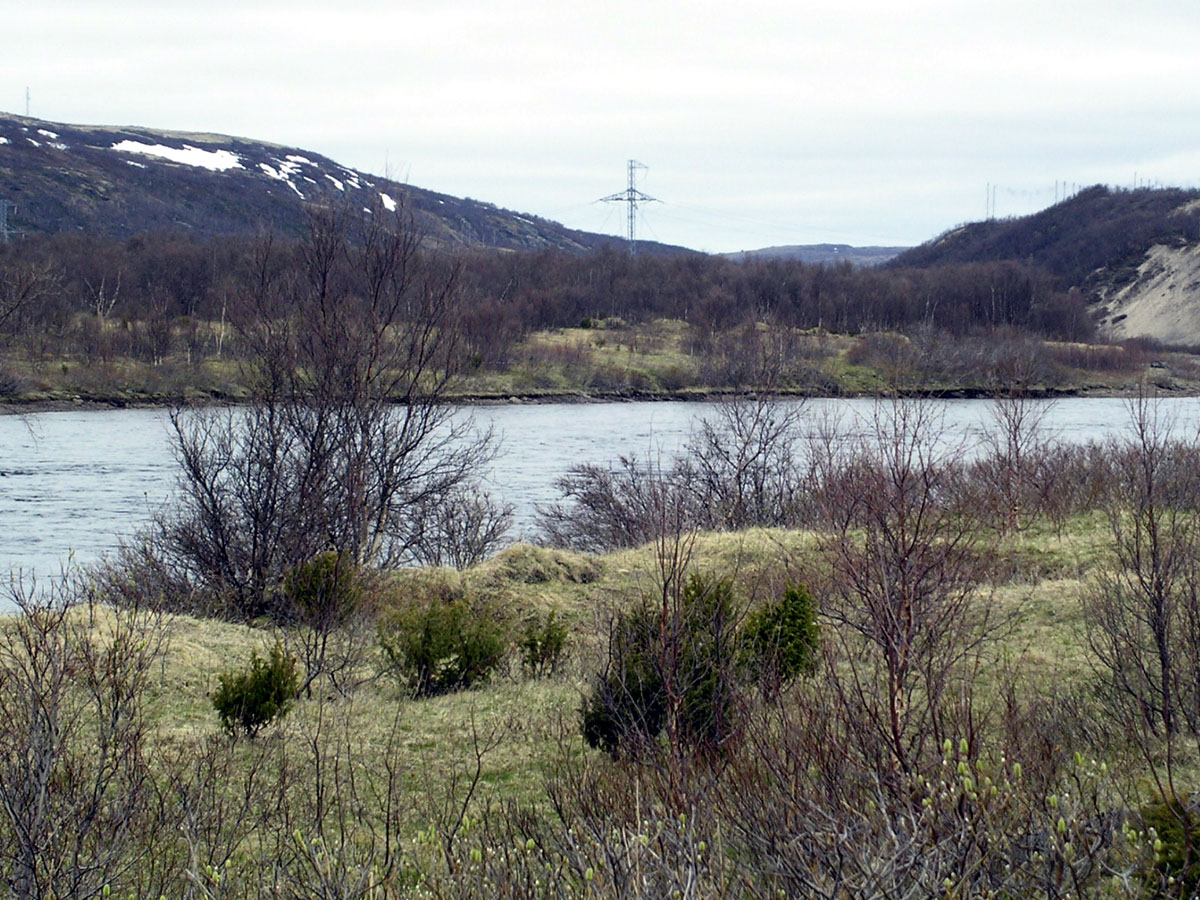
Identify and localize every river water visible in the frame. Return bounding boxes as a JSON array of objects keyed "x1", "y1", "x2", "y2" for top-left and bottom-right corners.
[{"x1": 3, "y1": 397, "x2": 1200, "y2": 586}]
